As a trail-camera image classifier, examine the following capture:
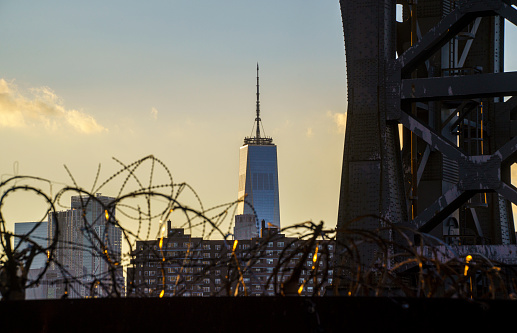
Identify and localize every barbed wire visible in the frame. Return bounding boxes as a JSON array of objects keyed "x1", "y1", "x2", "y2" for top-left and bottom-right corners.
[{"x1": 0, "y1": 156, "x2": 516, "y2": 300}]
